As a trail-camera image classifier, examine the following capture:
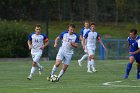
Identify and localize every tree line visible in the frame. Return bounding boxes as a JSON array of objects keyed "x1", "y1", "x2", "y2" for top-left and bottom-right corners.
[{"x1": 0, "y1": 0, "x2": 140, "y2": 23}]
